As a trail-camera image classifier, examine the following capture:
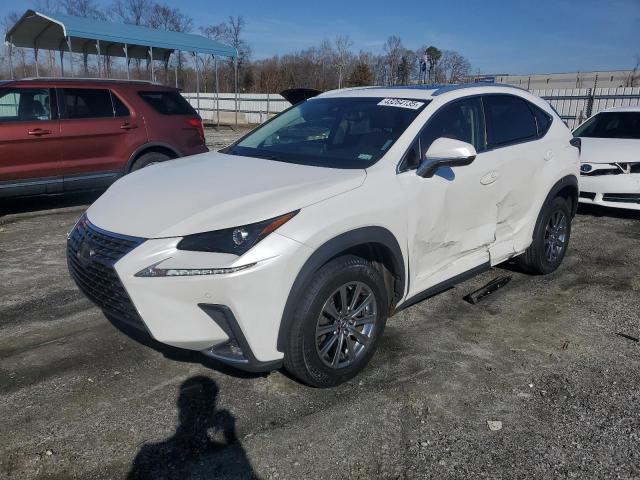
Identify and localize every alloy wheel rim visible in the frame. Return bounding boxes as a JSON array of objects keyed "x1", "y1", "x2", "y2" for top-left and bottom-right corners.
[
  {"x1": 543, "y1": 210, "x2": 568, "y2": 262},
  {"x1": 315, "y1": 281, "x2": 377, "y2": 369}
]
